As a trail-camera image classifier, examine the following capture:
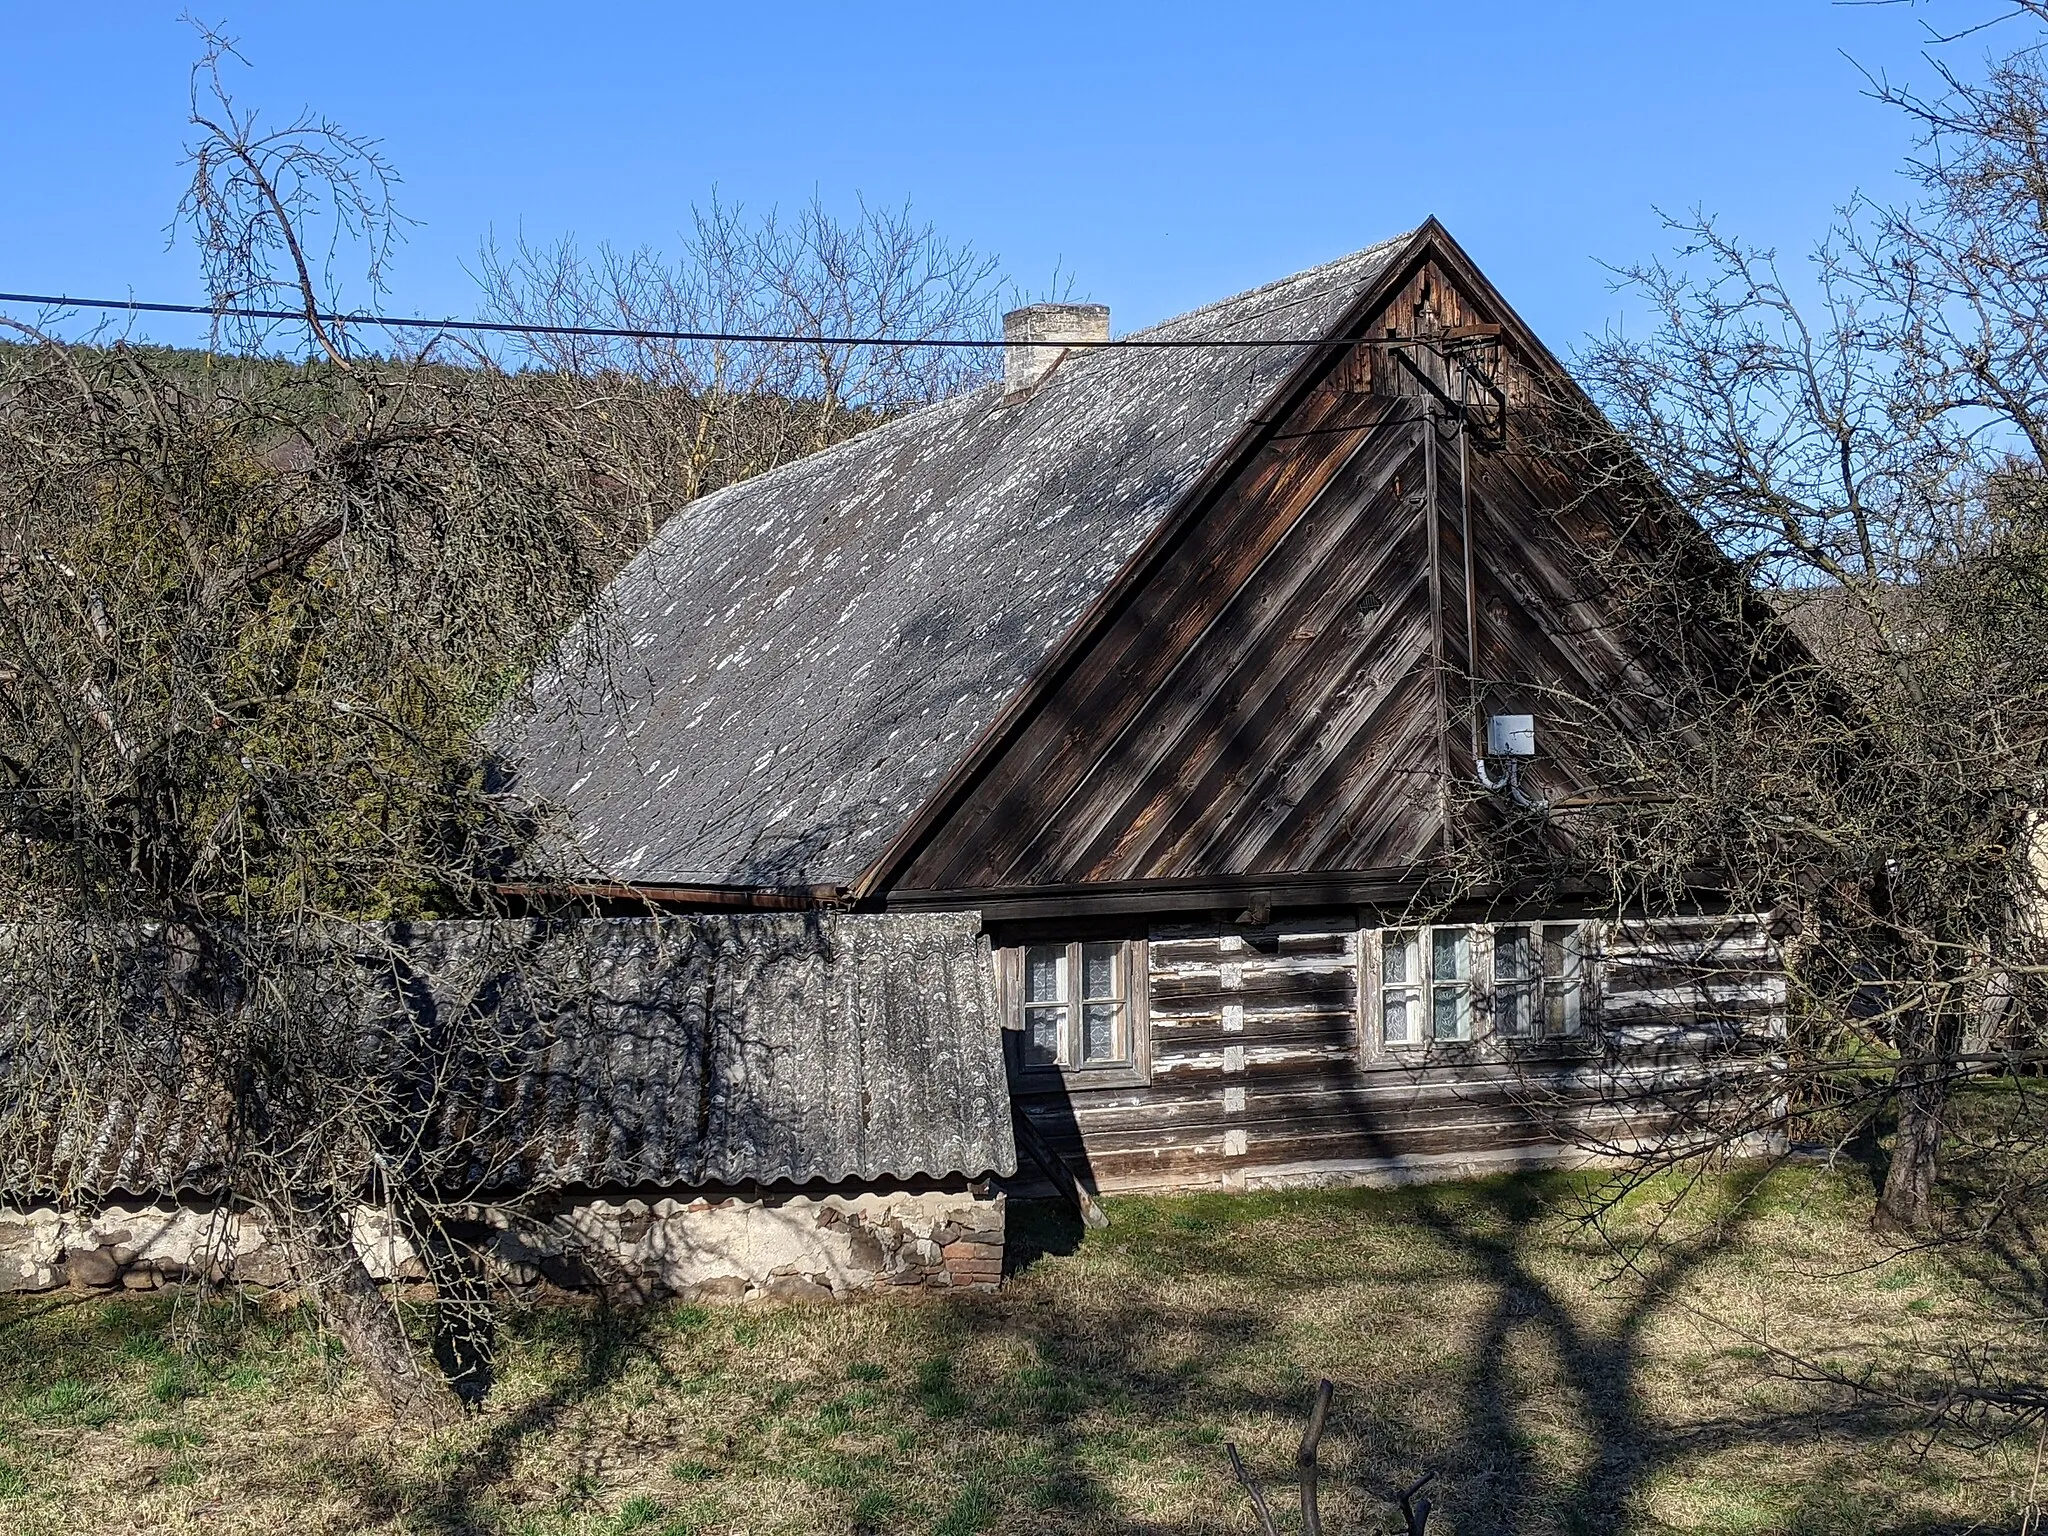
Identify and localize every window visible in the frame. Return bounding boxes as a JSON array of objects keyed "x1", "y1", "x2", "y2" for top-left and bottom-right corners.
[
  {"x1": 1374, "y1": 921, "x2": 1590, "y2": 1049},
  {"x1": 1380, "y1": 927, "x2": 1472, "y2": 1044},
  {"x1": 1494, "y1": 923, "x2": 1587, "y2": 1039},
  {"x1": 1003, "y1": 939, "x2": 1148, "y2": 1082}
]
